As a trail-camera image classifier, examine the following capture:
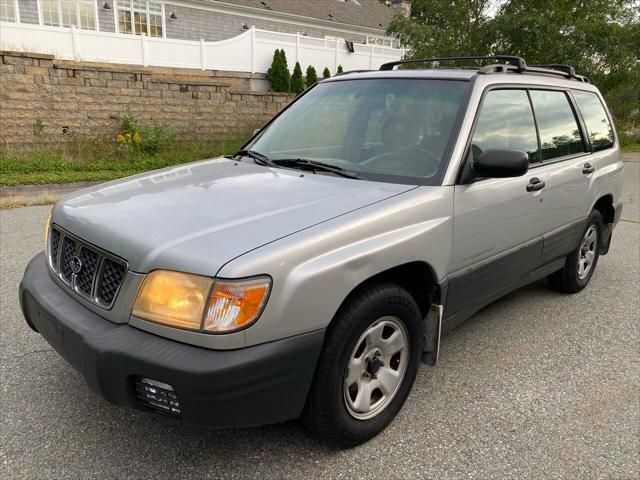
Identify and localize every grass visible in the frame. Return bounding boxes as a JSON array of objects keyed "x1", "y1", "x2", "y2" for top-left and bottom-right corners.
[
  {"x1": 620, "y1": 132, "x2": 640, "y2": 153},
  {"x1": 0, "y1": 135, "x2": 249, "y2": 187}
]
